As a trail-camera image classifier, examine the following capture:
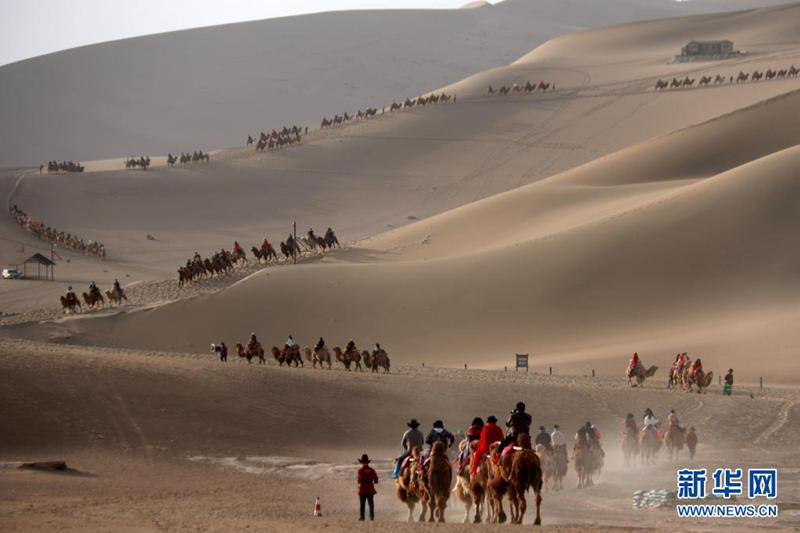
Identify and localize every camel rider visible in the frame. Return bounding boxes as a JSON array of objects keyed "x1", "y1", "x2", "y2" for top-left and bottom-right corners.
[
  {"x1": 346, "y1": 339, "x2": 356, "y2": 355},
  {"x1": 262, "y1": 238, "x2": 270, "y2": 251},
  {"x1": 113, "y1": 279, "x2": 122, "y2": 297},
  {"x1": 89, "y1": 281, "x2": 100, "y2": 298},
  {"x1": 628, "y1": 352, "x2": 640, "y2": 378},
  {"x1": 624, "y1": 413, "x2": 637, "y2": 434},
  {"x1": 373, "y1": 343, "x2": 382, "y2": 355},
  {"x1": 234, "y1": 241, "x2": 243, "y2": 255},
  {"x1": 459, "y1": 417, "x2": 484, "y2": 464},
  {"x1": 668, "y1": 409, "x2": 680, "y2": 429},
  {"x1": 286, "y1": 335, "x2": 296, "y2": 350},
  {"x1": 248, "y1": 332, "x2": 259, "y2": 351},
  {"x1": 66, "y1": 286, "x2": 75, "y2": 298},
  {"x1": 425, "y1": 420, "x2": 455, "y2": 456},
  {"x1": 308, "y1": 228, "x2": 316, "y2": 241},
  {"x1": 391, "y1": 419, "x2": 424, "y2": 479},
  {"x1": 535, "y1": 426, "x2": 553, "y2": 452},
  {"x1": 689, "y1": 358, "x2": 702, "y2": 379},
  {"x1": 315, "y1": 337, "x2": 325, "y2": 353},
  {"x1": 470, "y1": 415, "x2": 503, "y2": 475},
  {"x1": 643, "y1": 408, "x2": 659, "y2": 434},
  {"x1": 551, "y1": 424, "x2": 568, "y2": 464},
  {"x1": 677, "y1": 352, "x2": 689, "y2": 374},
  {"x1": 498, "y1": 401, "x2": 532, "y2": 453},
  {"x1": 212, "y1": 251, "x2": 220, "y2": 262},
  {"x1": 193, "y1": 251, "x2": 201, "y2": 262},
  {"x1": 583, "y1": 421, "x2": 604, "y2": 455}
]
